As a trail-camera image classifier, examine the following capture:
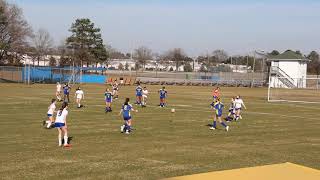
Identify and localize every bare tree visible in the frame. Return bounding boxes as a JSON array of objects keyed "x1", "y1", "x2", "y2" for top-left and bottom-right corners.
[
  {"x1": 212, "y1": 49, "x2": 228, "y2": 63},
  {"x1": 32, "y1": 28, "x2": 53, "y2": 66},
  {"x1": 164, "y1": 48, "x2": 186, "y2": 71},
  {"x1": 0, "y1": 0, "x2": 32, "y2": 64},
  {"x1": 133, "y1": 46, "x2": 152, "y2": 71}
]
